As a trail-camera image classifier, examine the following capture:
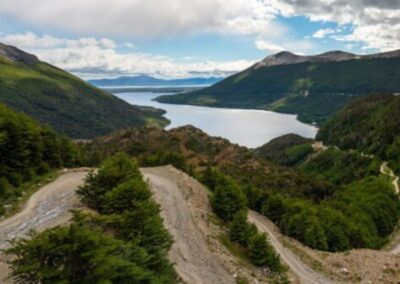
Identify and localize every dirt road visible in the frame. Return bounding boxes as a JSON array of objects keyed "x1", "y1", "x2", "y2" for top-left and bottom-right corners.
[
  {"x1": 248, "y1": 210, "x2": 334, "y2": 284},
  {"x1": 0, "y1": 169, "x2": 89, "y2": 282},
  {"x1": 141, "y1": 166, "x2": 235, "y2": 284},
  {"x1": 380, "y1": 162, "x2": 399, "y2": 194}
]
